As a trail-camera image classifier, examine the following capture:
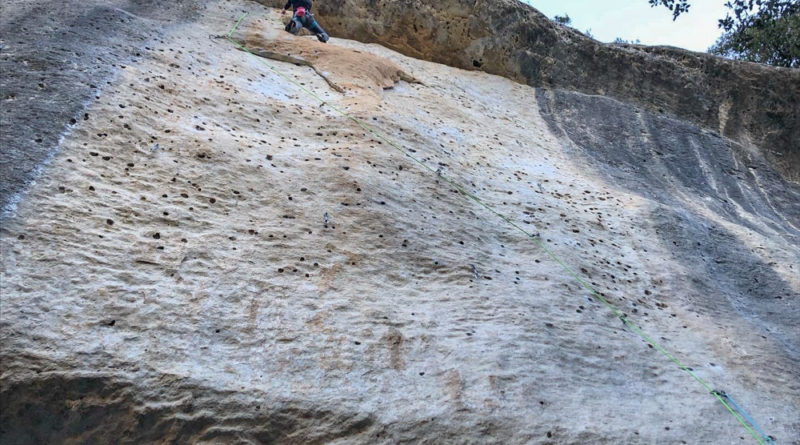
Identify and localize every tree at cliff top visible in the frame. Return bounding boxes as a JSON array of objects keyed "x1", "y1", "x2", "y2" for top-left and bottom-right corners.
[
  {"x1": 553, "y1": 14, "x2": 572, "y2": 25},
  {"x1": 710, "y1": 0, "x2": 799, "y2": 68},
  {"x1": 651, "y1": 0, "x2": 799, "y2": 67}
]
